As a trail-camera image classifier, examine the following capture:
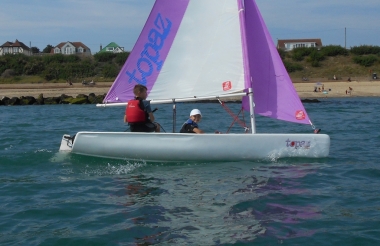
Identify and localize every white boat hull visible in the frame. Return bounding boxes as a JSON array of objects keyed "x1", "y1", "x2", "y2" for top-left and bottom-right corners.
[{"x1": 59, "y1": 132, "x2": 330, "y2": 161}]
